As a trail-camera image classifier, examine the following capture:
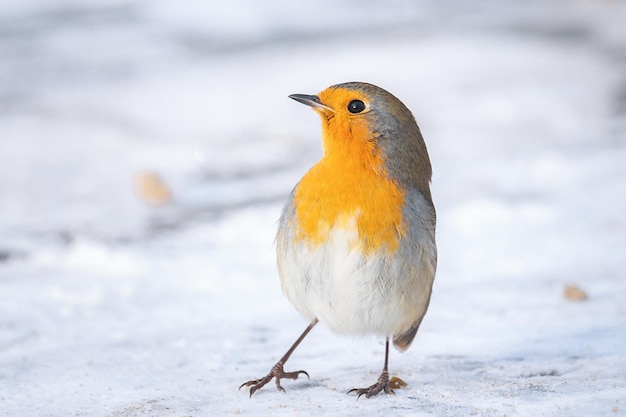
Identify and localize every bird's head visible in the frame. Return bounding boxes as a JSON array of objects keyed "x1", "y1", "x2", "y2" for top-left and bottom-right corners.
[{"x1": 289, "y1": 82, "x2": 432, "y2": 191}]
